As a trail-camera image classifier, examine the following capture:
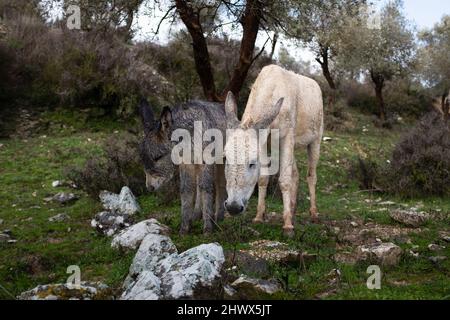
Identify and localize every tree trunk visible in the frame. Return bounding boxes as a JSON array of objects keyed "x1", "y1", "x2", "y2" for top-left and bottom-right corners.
[
  {"x1": 371, "y1": 70, "x2": 386, "y2": 121},
  {"x1": 175, "y1": 0, "x2": 265, "y2": 102},
  {"x1": 269, "y1": 32, "x2": 279, "y2": 60},
  {"x1": 175, "y1": 0, "x2": 220, "y2": 102},
  {"x1": 316, "y1": 45, "x2": 337, "y2": 108},
  {"x1": 221, "y1": 0, "x2": 263, "y2": 100}
]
